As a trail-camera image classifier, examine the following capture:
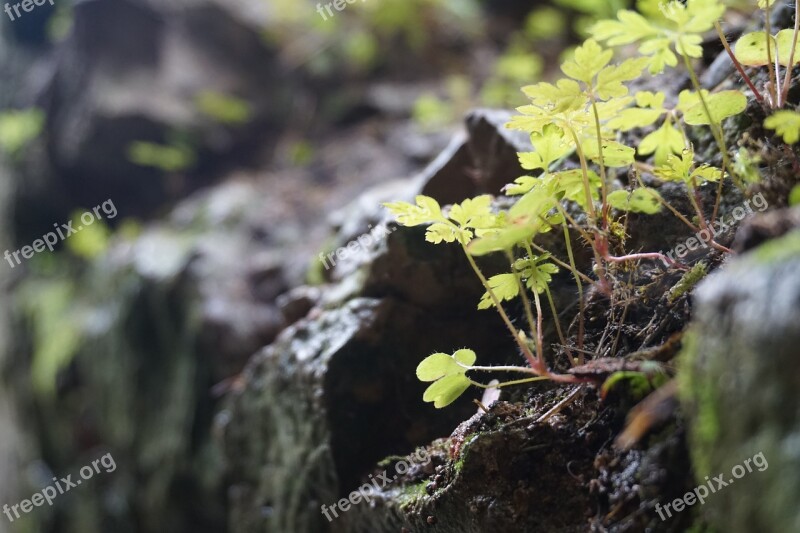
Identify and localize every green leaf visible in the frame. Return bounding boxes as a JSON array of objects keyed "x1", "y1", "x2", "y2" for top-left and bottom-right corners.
[
  {"x1": 520, "y1": 259, "x2": 559, "y2": 294},
  {"x1": 195, "y1": 91, "x2": 252, "y2": 125},
  {"x1": 582, "y1": 139, "x2": 636, "y2": 167},
  {"x1": 478, "y1": 273, "x2": 520, "y2": 310},
  {"x1": 638, "y1": 119, "x2": 685, "y2": 165},
  {"x1": 735, "y1": 30, "x2": 800, "y2": 67},
  {"x1": 607, "y1": 188, "x2": 663, "y2": 214},
  {"x1": 789, "y1": 184, "x2": 800, "y2": 206},
  {"x1": 654, "y1": 148, "x2": 695, "y2": 183},
  {"x1": 416, "y1": 353, "x2": 462, "y2": 382},
  {"x1": 561, "y1": 39, "x2": 613, "y2": 85},
  {"x1": 422, "y1": 374, "x2": 472, "y2": 408},
  {"x1": 547, "y1": 169, "x2": 601, "y2": 210},
  {"x1": 66, "y1": 215, "x2": 111, "y2": 259},
  {"x1": 505, "y1": 176, "x2": 538, "y2": 196},
  {"x1": 590, "y1": 0, "x2": 726, "y2": 73},
  {"x1": 520, "y1": 78, "x2": 586, "y2": 113},
  {"x1": 467, "y1": 222, "x2": 540, "y2": 256},
  {"x1": 417, "y1": 348, "x2": 478, "y2": 408},
  {"x1": 384, "y1": 195, "x2": 445, "y2": 226},
  {"x1": 606, "y1": 107, "x2": 664, "y2": 132},
  {"x1": 425, "y1": 222, "x2": 463, "y2": 244},
  {"x1": 595, "y1": 57, "x2": 649, "y2": 99},
  {"x1": 0, "y1": 108, "x2": 44, "y2": 155},
  {"x1": 518, "y1": 125, "x2": 572, "y2": 172},
  {"x1": 654, "y1": 148, "x2": 723, "y2": 185},
  {"x1": 452, "y1": 348, "x2": 478, "y2": 366},
  {"x1": 764, "y1": 110, "x2": 800, "y2": 144},
  {"x1": 678, "y1": 90, "x2": 747, "y2": 126},
  {"x1": 448, "y1": 195, "x2": 493, "y2": 226},
  {"x1": 128, "y1": 141, "x2": 195, "y2": 172},
  {"x1": 590, "y1": 10, "x2": 656, "y2": 47}
]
